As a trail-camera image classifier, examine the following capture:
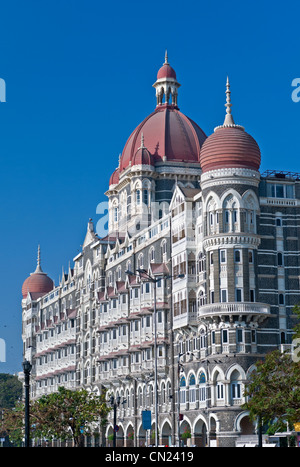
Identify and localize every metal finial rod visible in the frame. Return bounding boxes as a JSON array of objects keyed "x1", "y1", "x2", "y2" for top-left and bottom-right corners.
[
  {"x1": 225, "y1": 76, "x2": 232, "y2": 114},
  {"x1": 34, "y1": 244, "x2": 43, "y2": 273},
  {"x1": 138, "y1": 132, "x2": 145, "y2": 149},
  {"x1": 223, "y1": 76, "x2": 235, "y2": 126},
  {"x1": 164, "y1": 50, "x2": 168, "y2": 64},
  {"x1": 37, "y1": 244, "x2": 41, "y2": 266}
]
